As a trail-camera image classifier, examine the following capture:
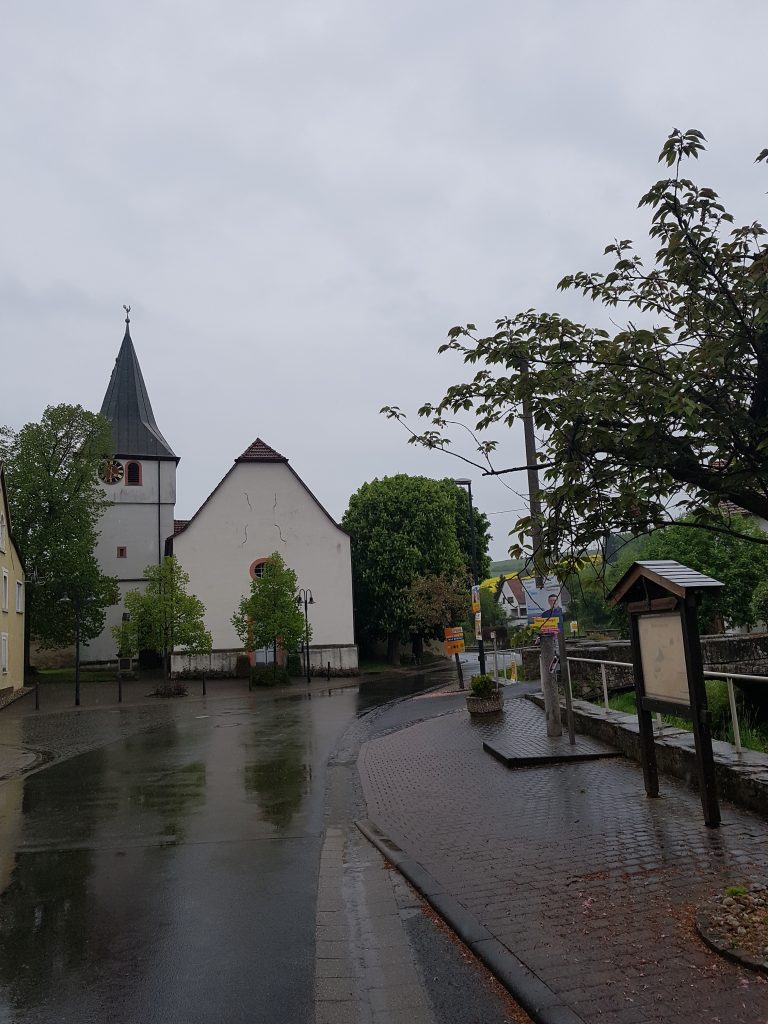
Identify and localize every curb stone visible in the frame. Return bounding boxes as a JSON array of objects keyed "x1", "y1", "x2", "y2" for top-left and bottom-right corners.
[{"x1": 356, "y1": 818, "x2": 586, "y2": 1024}]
